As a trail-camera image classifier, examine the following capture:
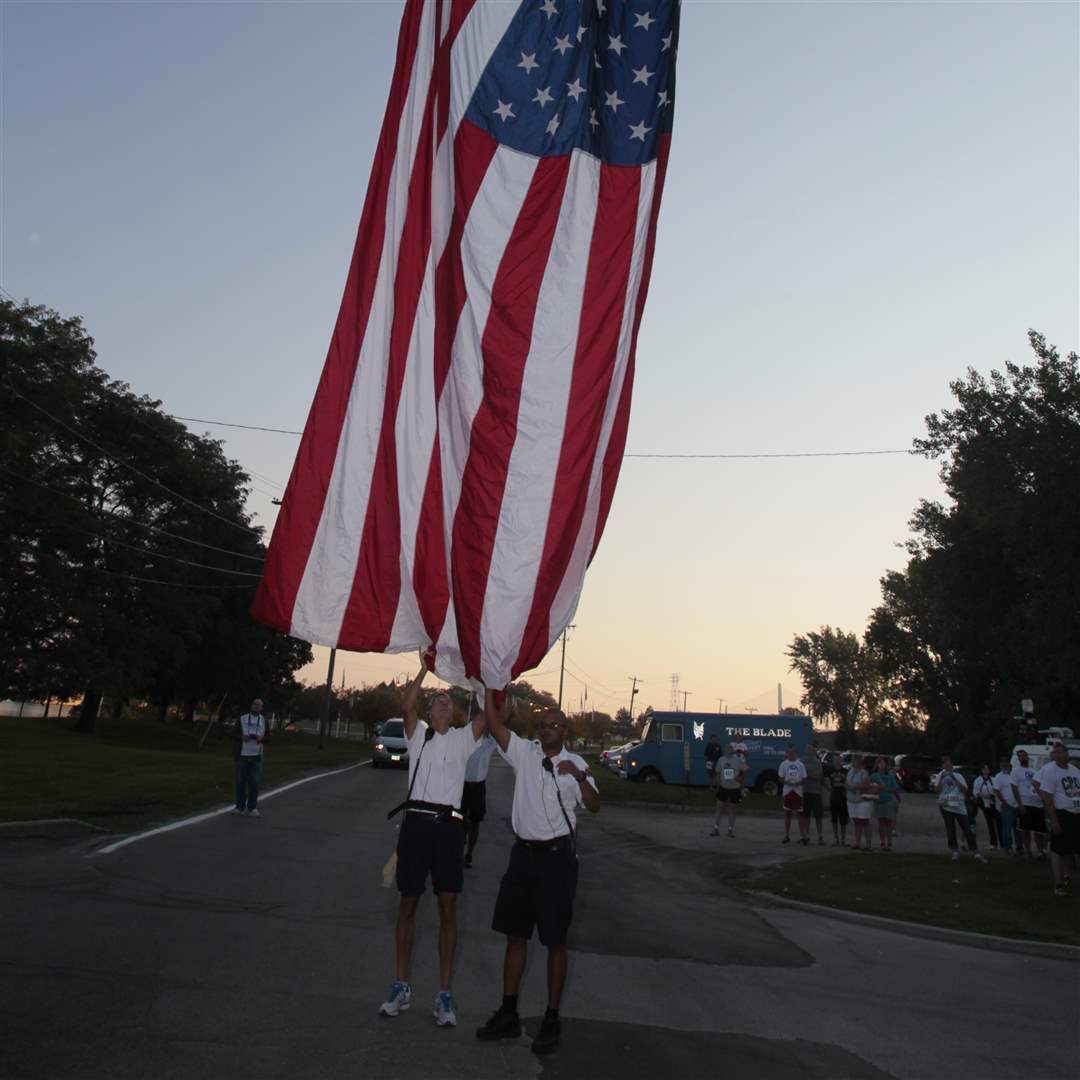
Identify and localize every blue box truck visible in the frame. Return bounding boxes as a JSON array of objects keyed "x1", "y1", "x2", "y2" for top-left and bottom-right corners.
[{"x1": 619, "y1": 711, "x2": 814, "y2": 795}]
